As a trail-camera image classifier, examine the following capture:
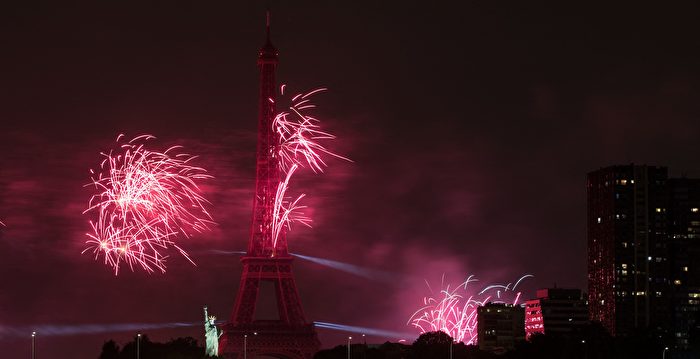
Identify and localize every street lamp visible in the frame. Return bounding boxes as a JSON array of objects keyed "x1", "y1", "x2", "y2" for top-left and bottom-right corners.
[
  {"x1": 31, "y1": 331, "x2": 36, "y2": 359},
  {"x1": 347, "y1": 336, "x2": 352, "y2": 359},
  {"x1": 362, "y1": 334, "x2": 366, "y2": 359},
  {"x1": 136, "y1": 333, "x2": 141, "y2": 359},
  {"x1": 244, "y1": 332, "x2": 258, "y2": 359},
  {"x1": 663, "y1": 347, "x2": 669, "y2": 359}
]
